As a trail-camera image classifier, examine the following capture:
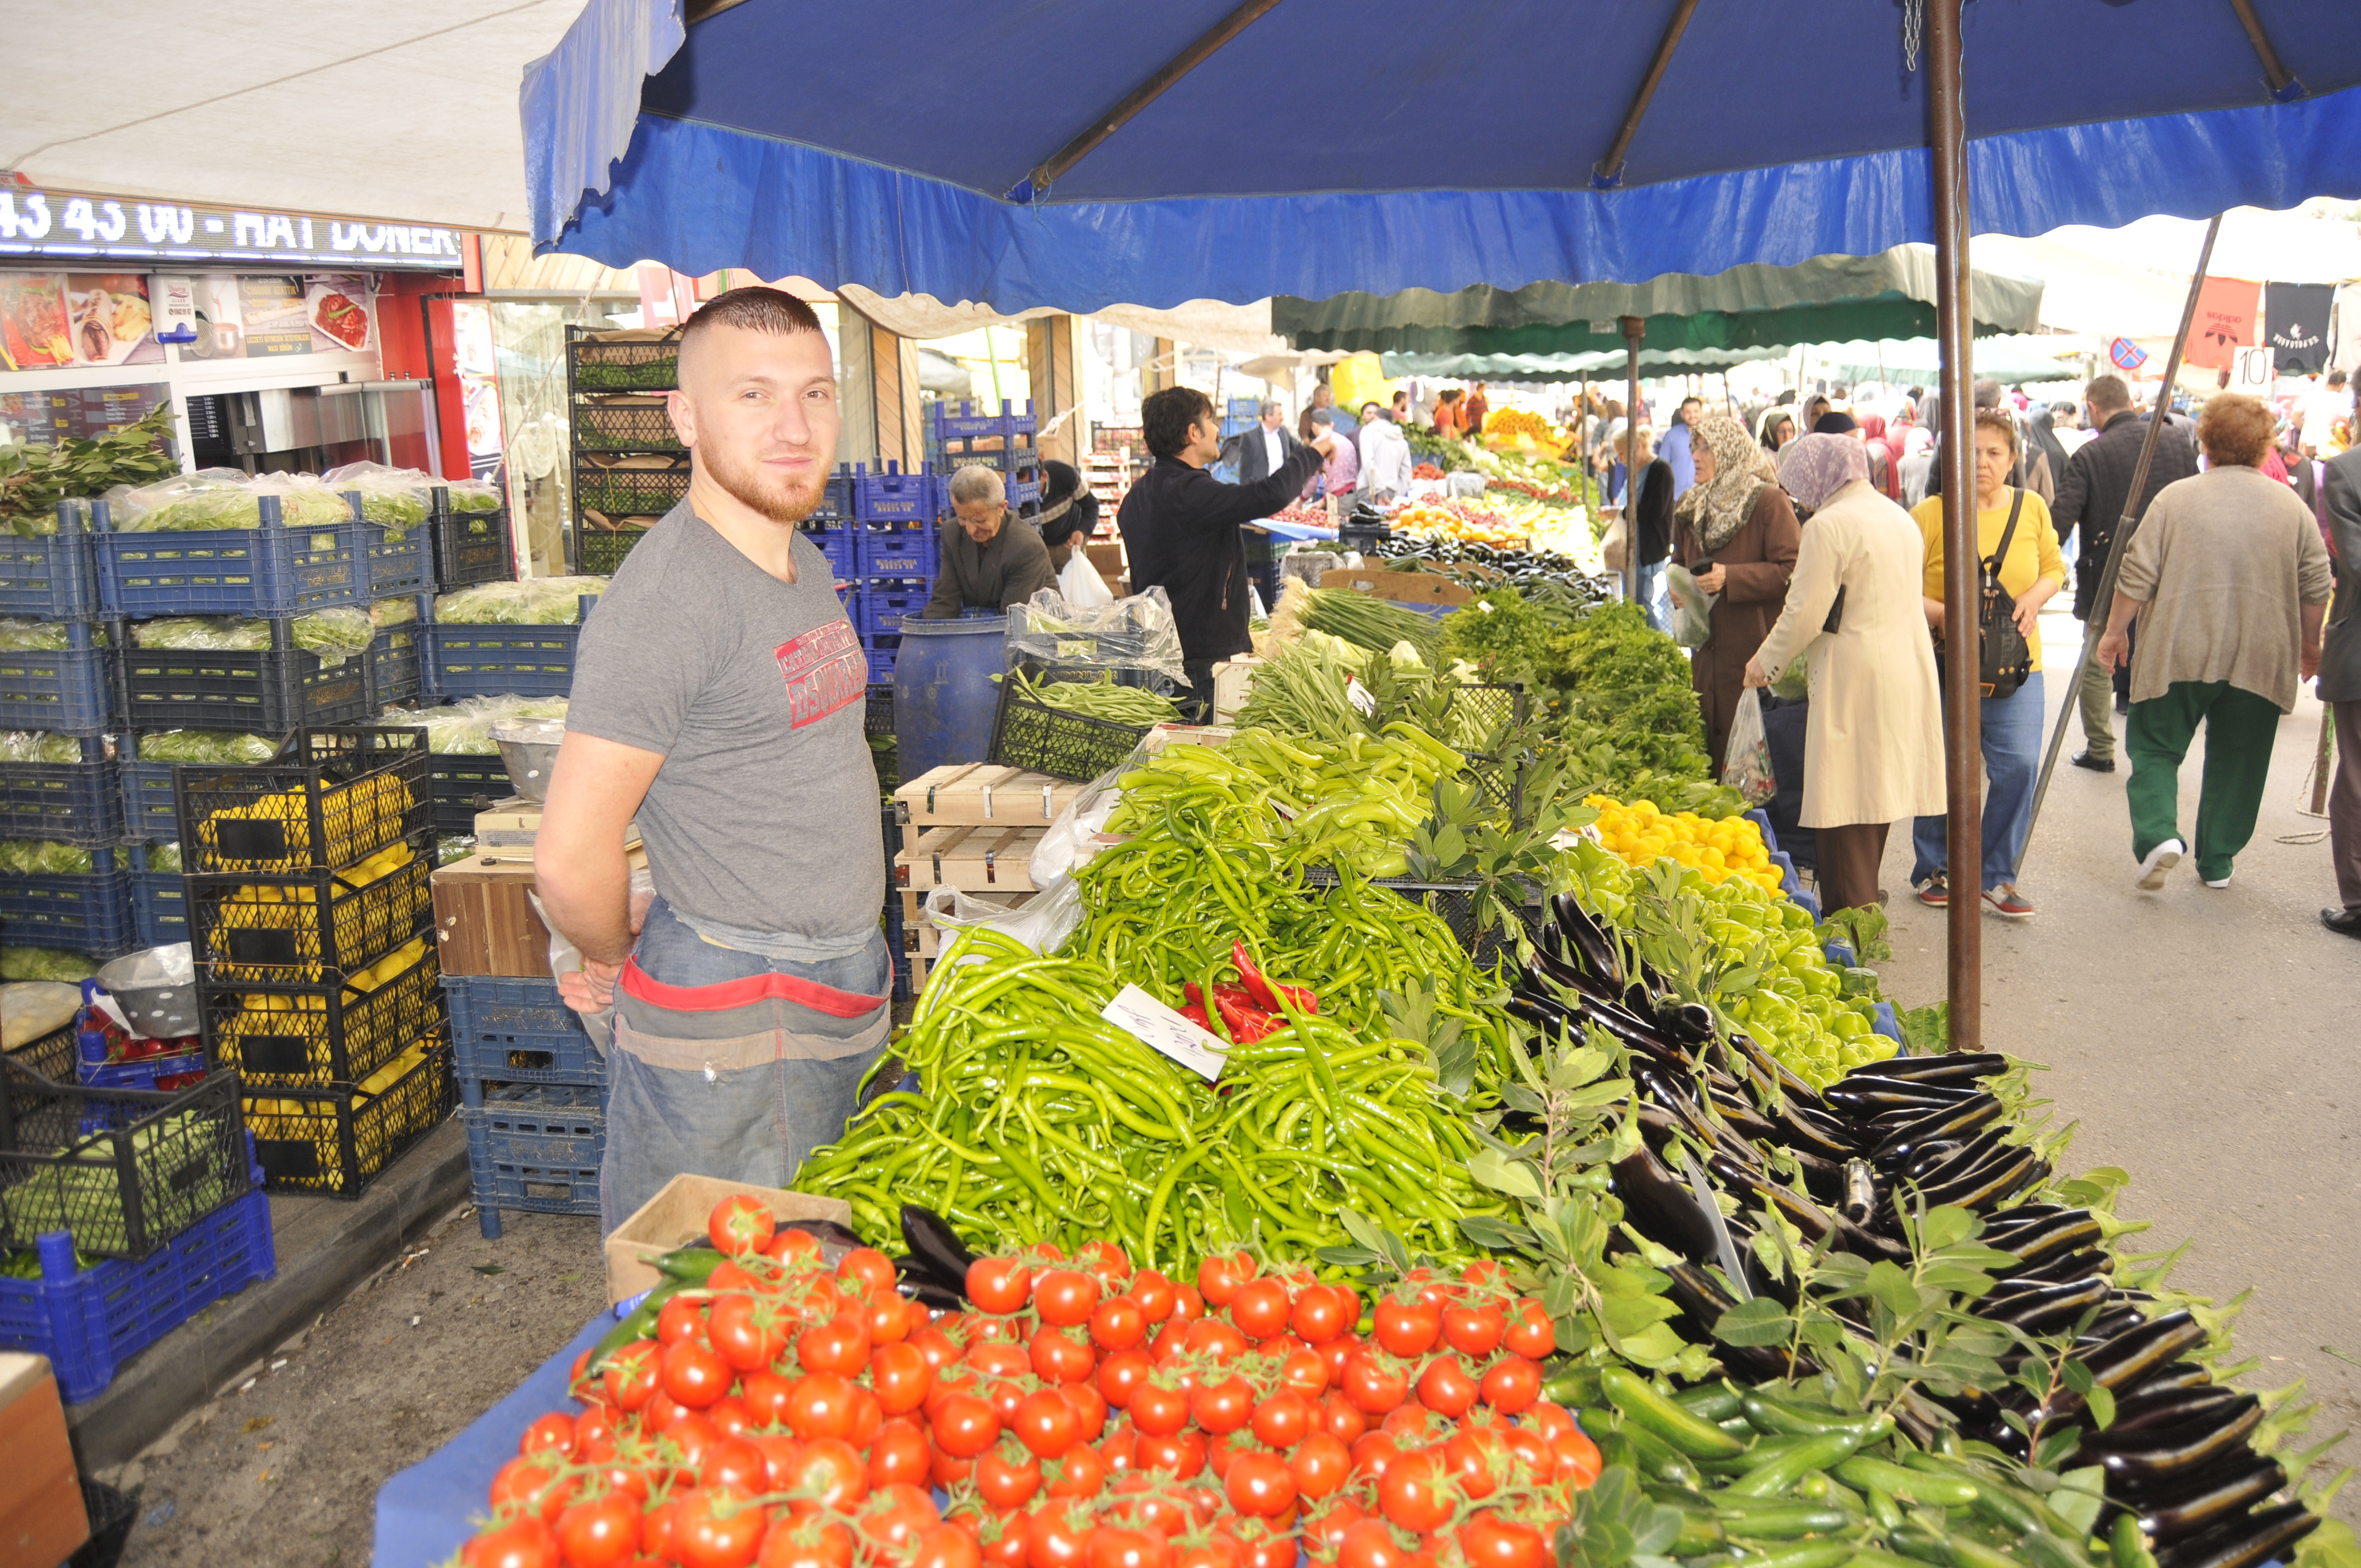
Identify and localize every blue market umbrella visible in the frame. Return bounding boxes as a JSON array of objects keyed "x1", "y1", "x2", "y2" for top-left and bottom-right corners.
[{"x1": 521, "y1": 0, "x2": 2361, "y2": 1043}]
